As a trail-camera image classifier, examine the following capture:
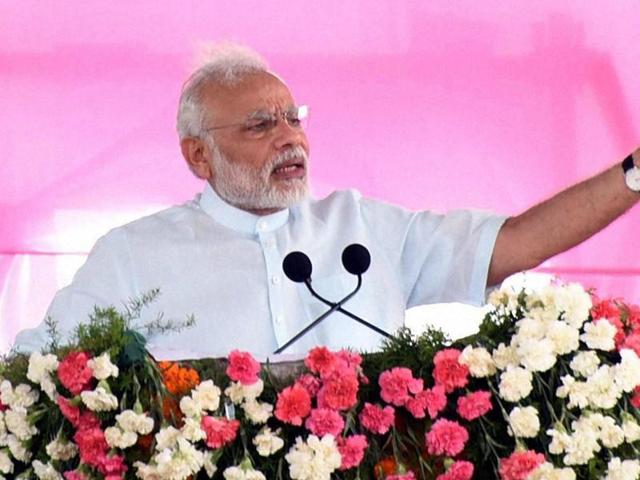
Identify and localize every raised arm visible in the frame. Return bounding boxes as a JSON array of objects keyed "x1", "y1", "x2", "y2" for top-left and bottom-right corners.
[{"x1": 487, "y1": 148, "x2": 640, "y2": 286}]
